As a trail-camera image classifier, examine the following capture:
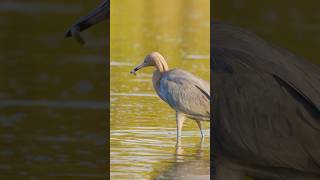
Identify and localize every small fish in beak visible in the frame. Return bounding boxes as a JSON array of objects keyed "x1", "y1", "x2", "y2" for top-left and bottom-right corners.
[
  {"x1": 65, "y1": 1, "x2": 109, "y2": 44},
  {"x1": 130, "y1": 69, "x2": 137, "y2": 76},
  {"x1": 130, "y1": 63, "x2": 146, "y2": 75},
  {"x1": 70, "y1": 26, "x2": 85, "y2": 44}
]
